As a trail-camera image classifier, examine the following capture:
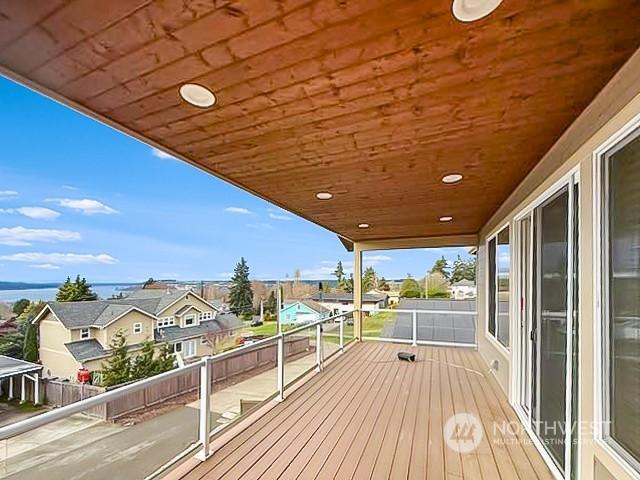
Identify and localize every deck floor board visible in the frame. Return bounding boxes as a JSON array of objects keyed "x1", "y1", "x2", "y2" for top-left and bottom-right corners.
[{"x1": 172, "y1": 342, "x2": 554, "y2": 480}]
